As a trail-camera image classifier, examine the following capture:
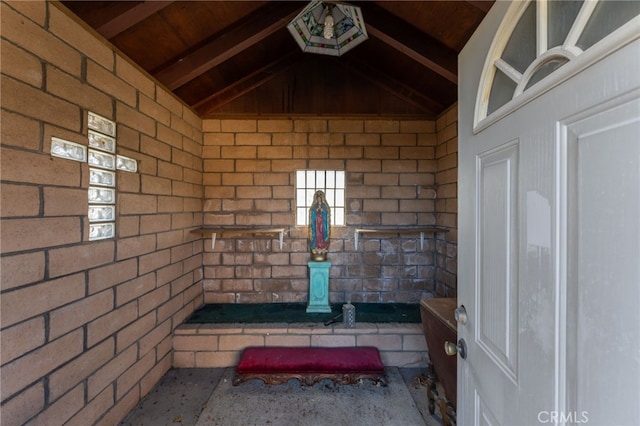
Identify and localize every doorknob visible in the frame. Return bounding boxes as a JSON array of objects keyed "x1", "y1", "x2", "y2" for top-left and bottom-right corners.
[
  {"x1": 444, "y1": 338, "x2": 467, "y2": 359},
  {"x1": 454, "y1": 305, "x2": 468, "y2": 325}
]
